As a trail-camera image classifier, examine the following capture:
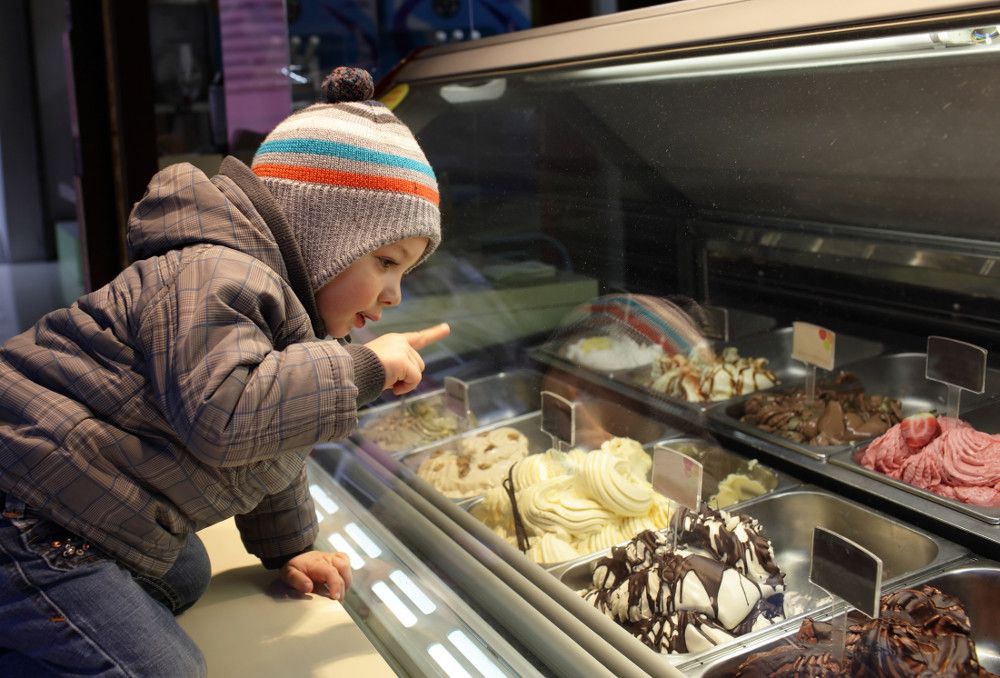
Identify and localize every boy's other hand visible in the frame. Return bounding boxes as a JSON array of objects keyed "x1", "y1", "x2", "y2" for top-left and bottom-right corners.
[
  {"x1": 365, "y1": 323, "x2": 450, "y2": 395},
  {"x1": 281, "y1": 551, "x2": 352, "y2": 601}
]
